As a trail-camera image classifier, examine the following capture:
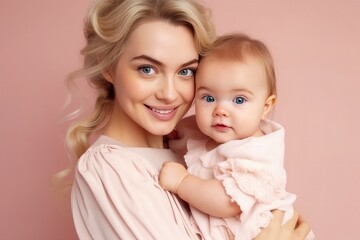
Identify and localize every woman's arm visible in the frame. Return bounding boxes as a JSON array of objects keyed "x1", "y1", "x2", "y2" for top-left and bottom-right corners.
[
  {"x1": 73, "y1": 145, "x2": 199, "y2": 240},
  {"x1": 159, "y1": 161, "x2": 241, "y2": 218}
]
